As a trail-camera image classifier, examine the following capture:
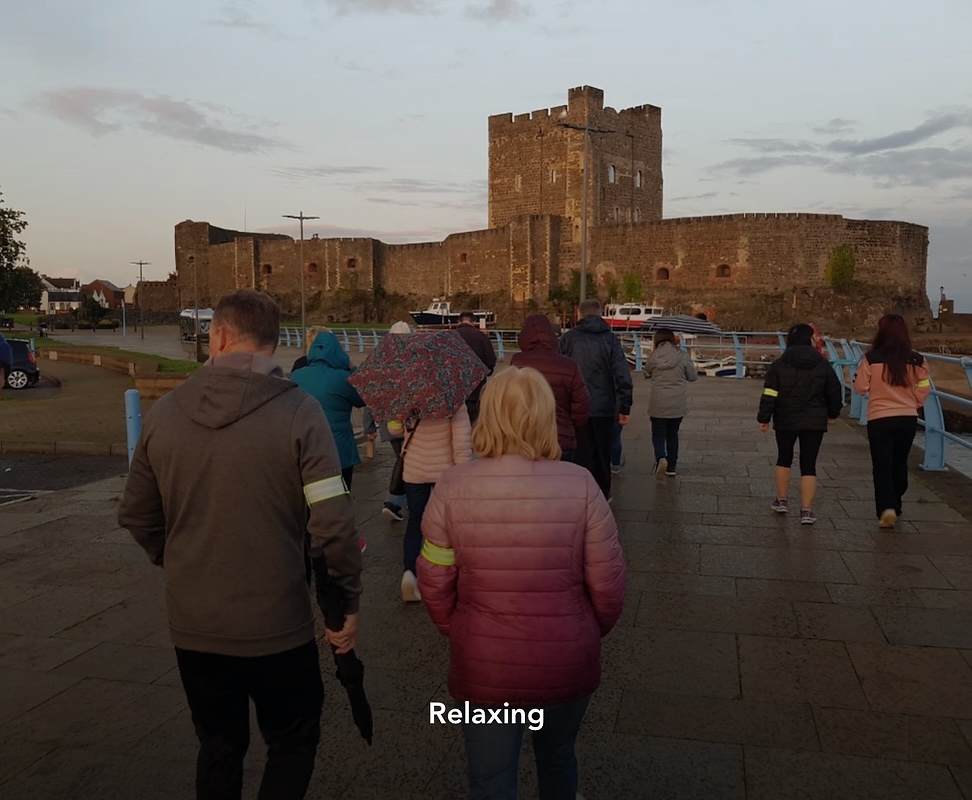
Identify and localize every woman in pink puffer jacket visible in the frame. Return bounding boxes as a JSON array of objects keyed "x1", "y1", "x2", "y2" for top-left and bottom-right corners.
[{"x1": 418, "y1": 366, "x2": 626, "y2": 800}]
